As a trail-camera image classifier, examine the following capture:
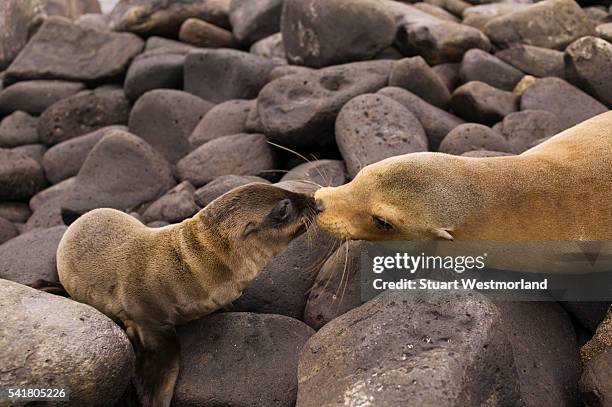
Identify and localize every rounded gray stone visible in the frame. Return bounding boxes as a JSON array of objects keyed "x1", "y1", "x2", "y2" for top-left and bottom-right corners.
[
  {"x1": 439, "y1": 123, "x2": 512, "y2": 155},
  {"x1": 189, "y1": 99, "x2": 255, "y2": 148},
  {"x1": 0, "y1": 80, "x2": 85, "y2": 116},
  {"x1": 0, "y1": 111, "x2": 39, "y2": 148},
  {"x1": 0, "y1": 148, "x2": 46, "y2": 200},
  {"x1": 389, "y1": 56, "x2": 451, "y2": 108},
  {"x1": 194, "y1": 175, "x2": 270, "y2": 208}
]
